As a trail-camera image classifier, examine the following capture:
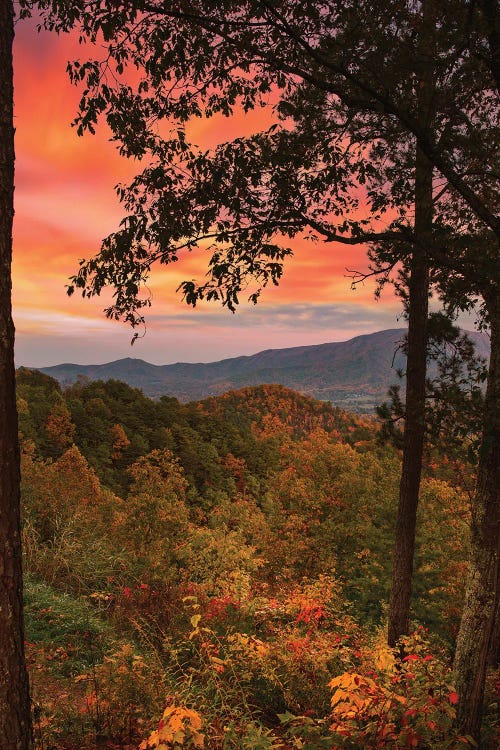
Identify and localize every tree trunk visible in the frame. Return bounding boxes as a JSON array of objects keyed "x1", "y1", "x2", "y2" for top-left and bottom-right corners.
[
  {"x1": 453, "y1": 289, "x2": 500, "y2": 741},
  {"x1": 0, "y1": 2, "x2": 33, "y2": 748},
  {"x1": 387, "y1": 151, "x2": 431, "y2": 647},
  {"x1": 387, "y1": 0, "x2": 434, "y2": 646}
]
